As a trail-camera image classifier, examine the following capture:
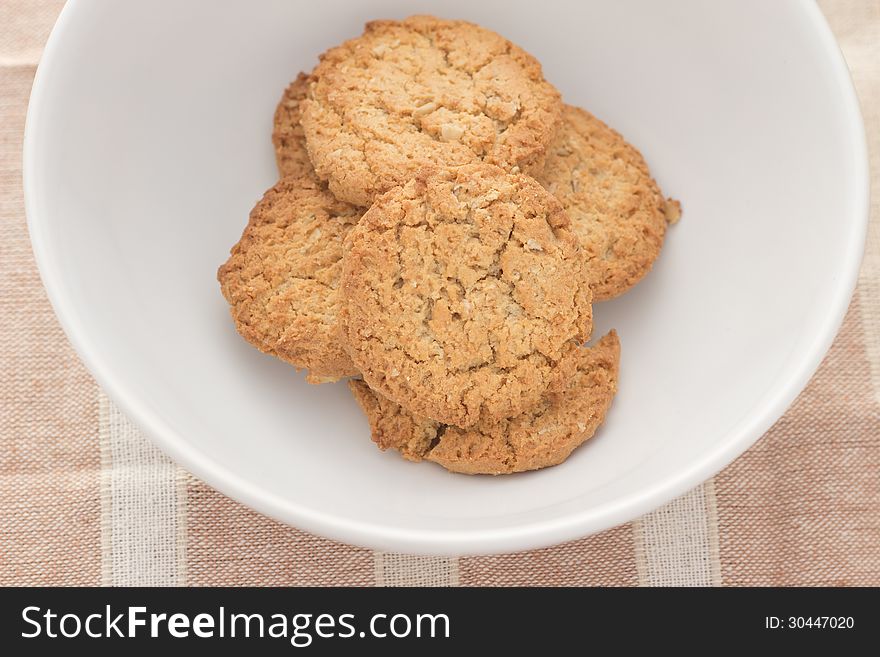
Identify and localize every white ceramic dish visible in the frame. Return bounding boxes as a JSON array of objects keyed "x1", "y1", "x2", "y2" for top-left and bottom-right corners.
[{"x1": 25, "y1": 0, "x2": 867, "y2": 555}]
